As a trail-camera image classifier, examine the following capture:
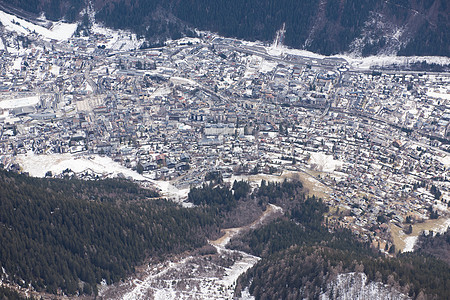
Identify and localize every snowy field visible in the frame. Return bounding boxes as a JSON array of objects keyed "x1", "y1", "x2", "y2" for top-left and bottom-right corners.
[
  {"x1": 0, "y1": 96, "x2": 39, "y2": 109},
  {"x1": 149, "y1": 87, "x2": 172, "y2": 99},
  {"x1": 0, "y1": 10, "x2": 77, "y2": 41},
  {"x1": 259, "y1": 60, "x2": 278, "y2": 73},
  {"x1": 401, "y1": 217, "x2": 450, "y2": 253},
  {"x1": 0, "y1": 8, "x2": 143, "y2": 51},
  {"x1": 430, "y1": 217, "x2": 450, "y2": 235},
  {"x1": 91, "y1": 23, "x2": 144, "y2": 51},
  {"x1": 342, "y1": 55, "x2": 450, "y2": 70},
  {"x1": 15, "y1": 152, "x2": 190, "y2": 203},
  {"x1": 309, "y1": 152, "x2": 343, "y2": 172},
  {"x1": 427, "y1": 90, "x2": 450, "y2": 101},
  {"x1": 170, "y1": 76, "x2": 199, "y2": 86},
  {"x1": 17, "y1": 152, "x2": 145, "y2": 179},
  {"x1": 402, "y1": 236, "x2": 418, "y2": 253}
]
